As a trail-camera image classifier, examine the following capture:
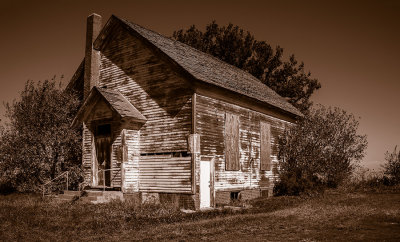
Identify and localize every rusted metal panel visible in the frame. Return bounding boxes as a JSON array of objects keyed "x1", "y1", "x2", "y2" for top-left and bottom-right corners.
[
  {"x1": 260, "y1": 122, "x2": 272, "y2": 171},
  {"x1": 139, "y1": 156, "x2": 192, "y2": 193},
  {"x1": 225, "y1": 113, "x2": 240, "y2": 171}
]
